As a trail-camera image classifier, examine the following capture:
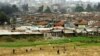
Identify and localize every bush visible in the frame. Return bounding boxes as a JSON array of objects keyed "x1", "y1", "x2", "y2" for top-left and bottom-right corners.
[
  {"x1": 1, "y1": 37, "x2": 15, "y2": 42},
  {"x1": 5, "y1": 37, "x2": 15, "y2": 42},
  {"x1": 0, "y1": 36, "x2": 15, "y2": 42},
  {"x1": 27, "y1": 38, "x2": 35, "y2": 42}
]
